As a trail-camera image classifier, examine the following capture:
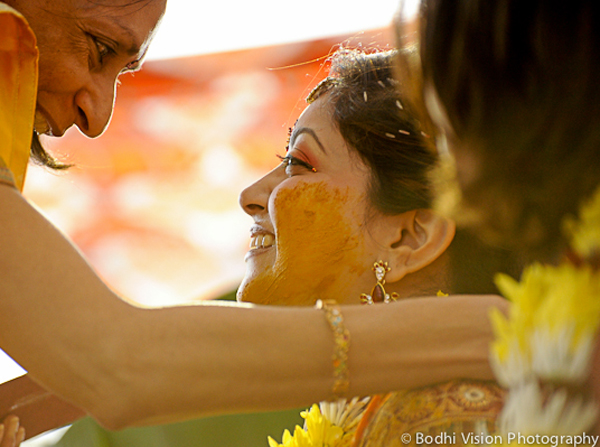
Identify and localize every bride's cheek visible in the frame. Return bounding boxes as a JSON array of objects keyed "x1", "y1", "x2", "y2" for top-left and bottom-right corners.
[{"x1": 274, "y1": 181, "x2": 362, "y2": 266}]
